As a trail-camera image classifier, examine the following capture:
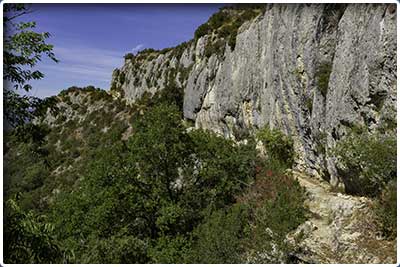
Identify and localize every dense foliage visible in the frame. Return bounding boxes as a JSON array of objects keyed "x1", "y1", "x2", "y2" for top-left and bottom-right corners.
[
  {"x1": 194, "y1": 4, "x2": 266, "y2": 50},
  {"x1": 332, "y1": 127, "x2": 396, "y2": 239},
  {"x1": 4, "y1": 84, "x2": 308, "y2": 263},
  {"x1": 332, "y1": 129, "x2": 396, "y2": 197},
  {"x1": 256, "y1": 127, "x2": 295, "y2": 169},
  {"x1": 4, "y1": 198, "x2": 63, "y2": 263}
]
